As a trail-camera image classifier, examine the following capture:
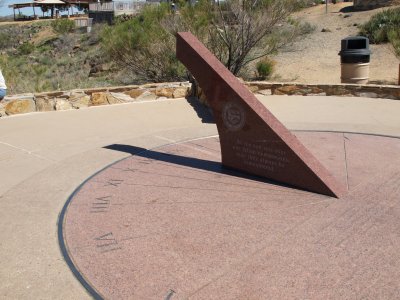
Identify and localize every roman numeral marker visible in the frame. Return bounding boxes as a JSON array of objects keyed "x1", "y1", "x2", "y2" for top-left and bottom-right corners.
[
  {"x1": 94, "y1": 232, "x2": 121, "y2": 253},
  {"x1": 90, "y1": 196, "x2": 111, "y2": 213},
  {"x1": 104, "y1": 179, "x2": 123, "y2": 187}
]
